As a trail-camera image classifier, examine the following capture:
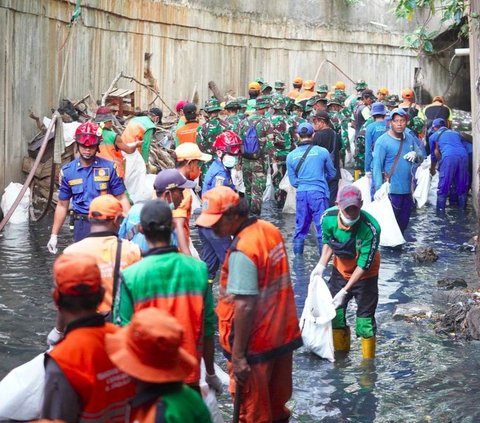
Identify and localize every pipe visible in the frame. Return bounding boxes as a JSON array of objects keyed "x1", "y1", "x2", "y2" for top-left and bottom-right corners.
[
  {"x1": 0, "y1": 115, "x2": 58, "y2": 232},
  {"x1": 454, "y1": 48, "x2": 470, "y2": 57}
]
